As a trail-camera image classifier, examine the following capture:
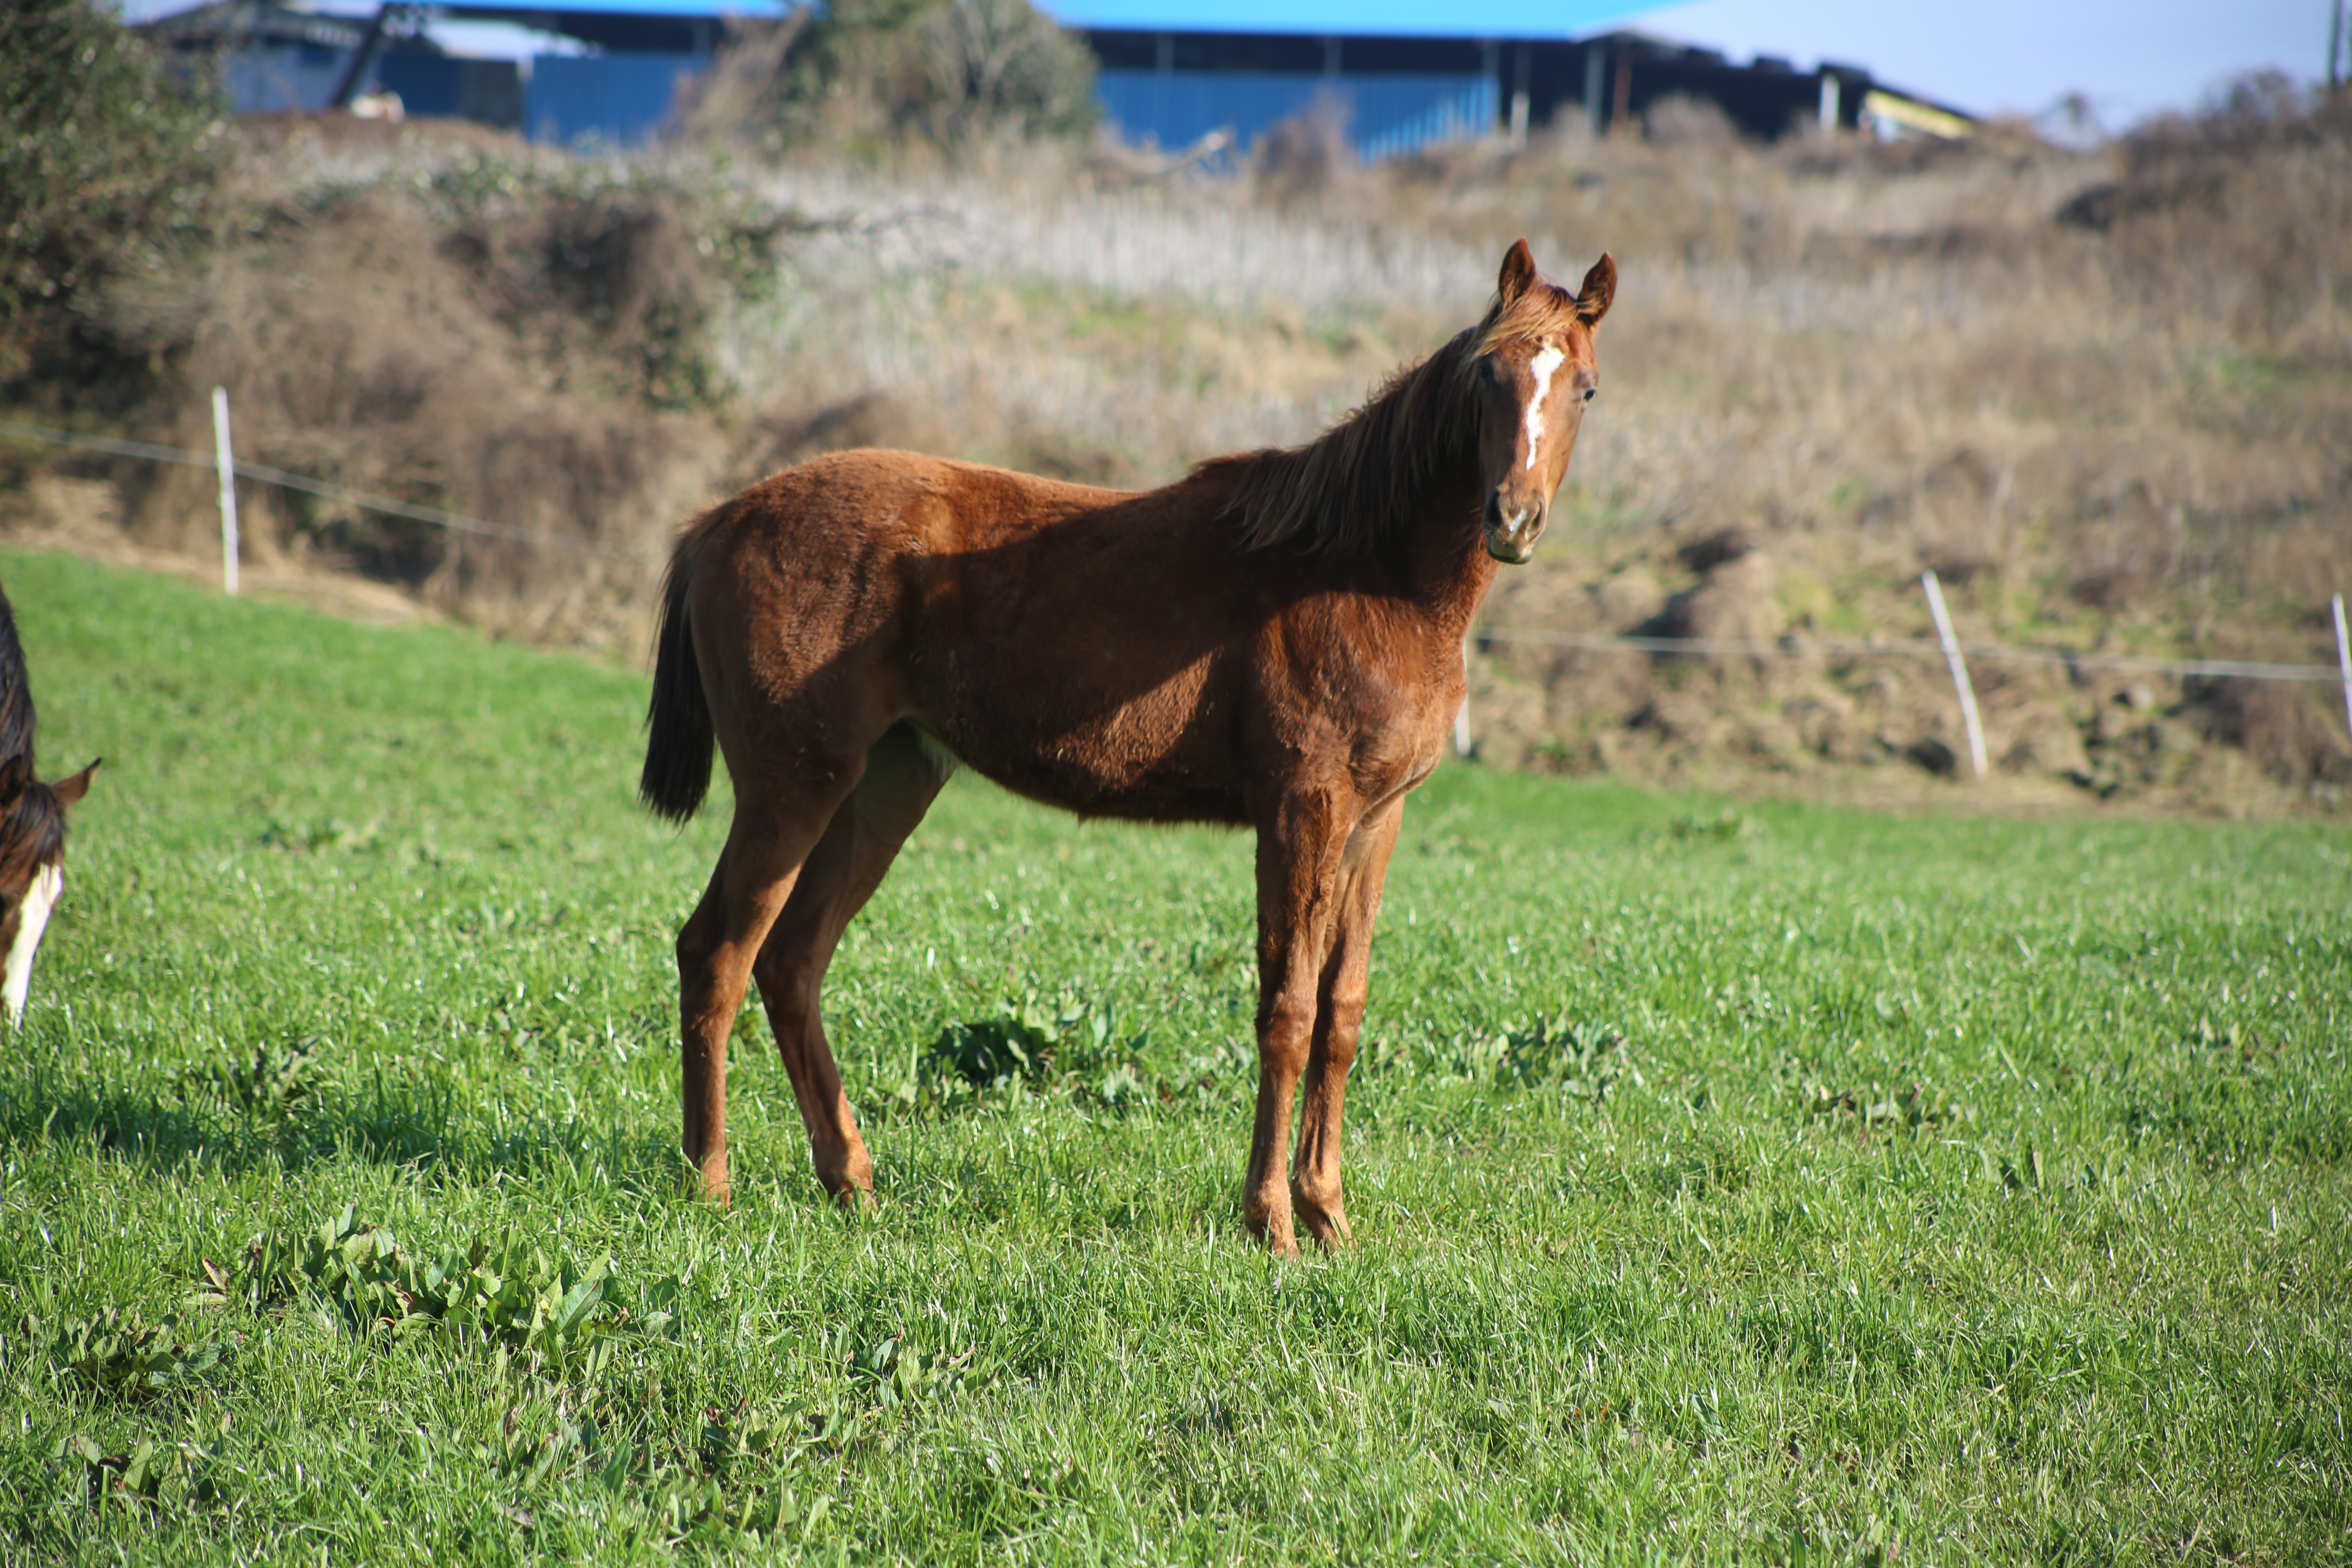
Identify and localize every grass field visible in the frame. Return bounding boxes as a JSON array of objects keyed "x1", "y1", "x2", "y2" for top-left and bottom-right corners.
[{"x1": 1, "y1": 547, "x2": 2346, "y2": 1564}]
